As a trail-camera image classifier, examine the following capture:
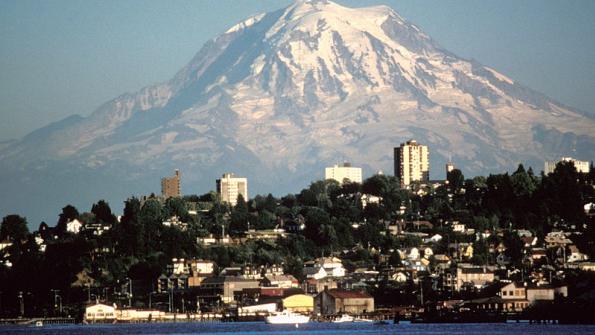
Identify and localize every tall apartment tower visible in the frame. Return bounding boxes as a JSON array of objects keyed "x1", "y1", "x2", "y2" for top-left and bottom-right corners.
[
  {"x1": 161, "y1": 169, "x2": 181, "y2": 198},
  {"x1": 394, "y1": 140, "x2": 429, "y2": 187},
  {"x1": 216, "y1": 173, "x2": 248, "y2": 207},
  {"x1": 325, "y1": 162, "x2": 363, "y2": 184}
]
